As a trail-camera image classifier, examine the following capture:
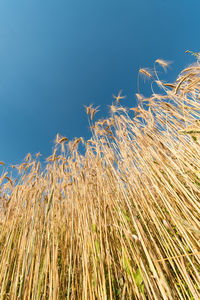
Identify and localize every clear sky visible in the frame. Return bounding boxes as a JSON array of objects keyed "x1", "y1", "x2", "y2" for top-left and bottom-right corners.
[{"x1": 0, "y1": 0, "x2": 200, "y2": 165}]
